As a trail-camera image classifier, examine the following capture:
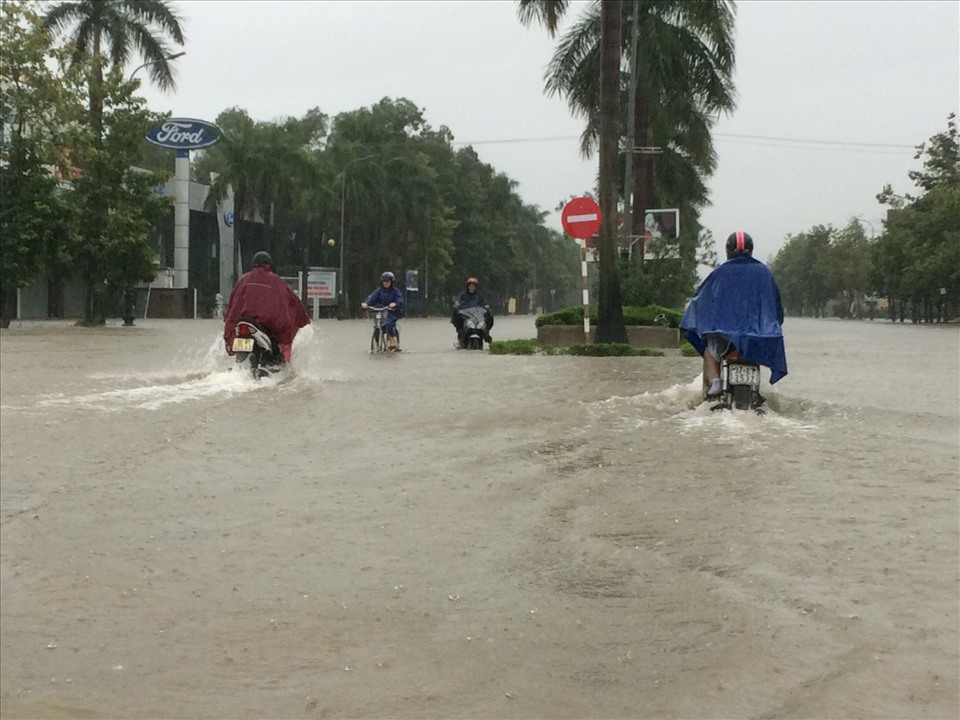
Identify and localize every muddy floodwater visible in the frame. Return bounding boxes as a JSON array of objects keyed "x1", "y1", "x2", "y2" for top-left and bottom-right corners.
[{"x1": 1, "y1": 315, "x2": 957, "y2": 719}]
